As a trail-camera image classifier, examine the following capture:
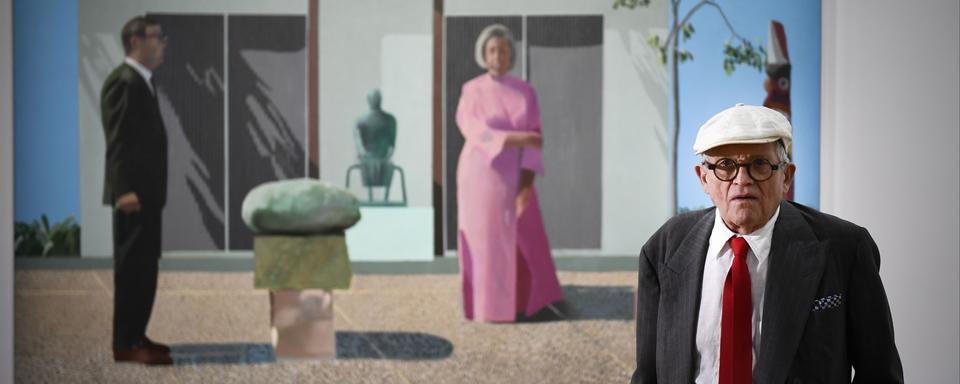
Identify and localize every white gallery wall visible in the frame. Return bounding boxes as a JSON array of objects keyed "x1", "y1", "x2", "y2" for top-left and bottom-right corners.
[
  {"x1": 1, "y1": 0, "x2": 14, "y2": 379},
  {"x1": 446, "y1": 0, "x2": 670, "y2": 256},
  {"x1": 821, "y1": 0, "x2": 959, "y2": 380}
]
